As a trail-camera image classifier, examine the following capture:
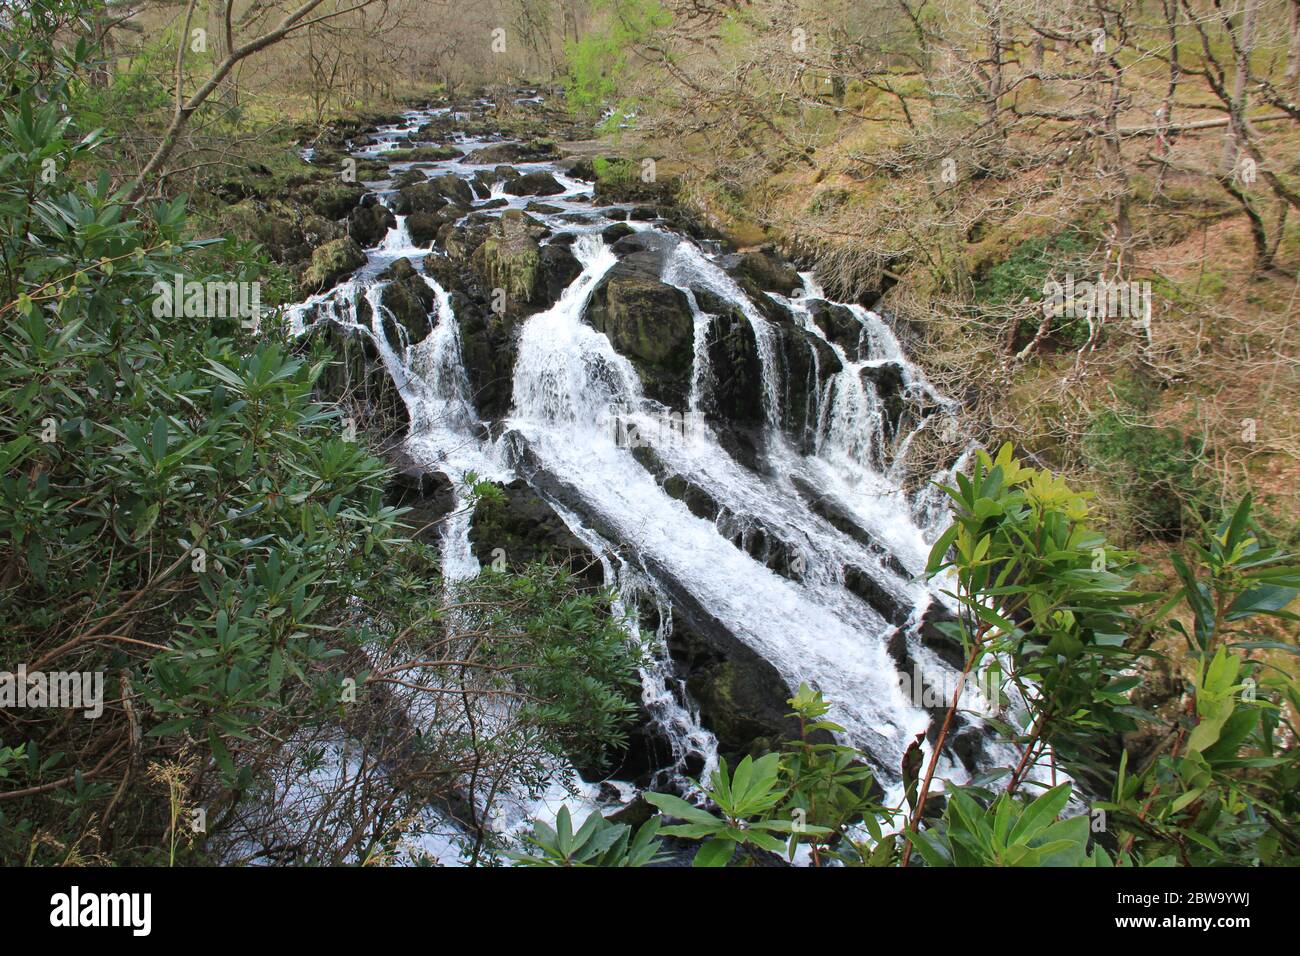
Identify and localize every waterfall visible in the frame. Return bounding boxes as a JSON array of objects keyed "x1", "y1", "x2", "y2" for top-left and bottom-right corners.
[
  {"x1": 376, "y1": 213, "x2": 422, "y2": 254},
  {"x1": 663, "y1": 242, "x2": 783, "y2": 428},
  {"x1": 510, "y1": 235, "x2": 635, "y2": 427},
  {"x1": 283, "y1": 101, "x2": 1030, "y2": 855}
]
